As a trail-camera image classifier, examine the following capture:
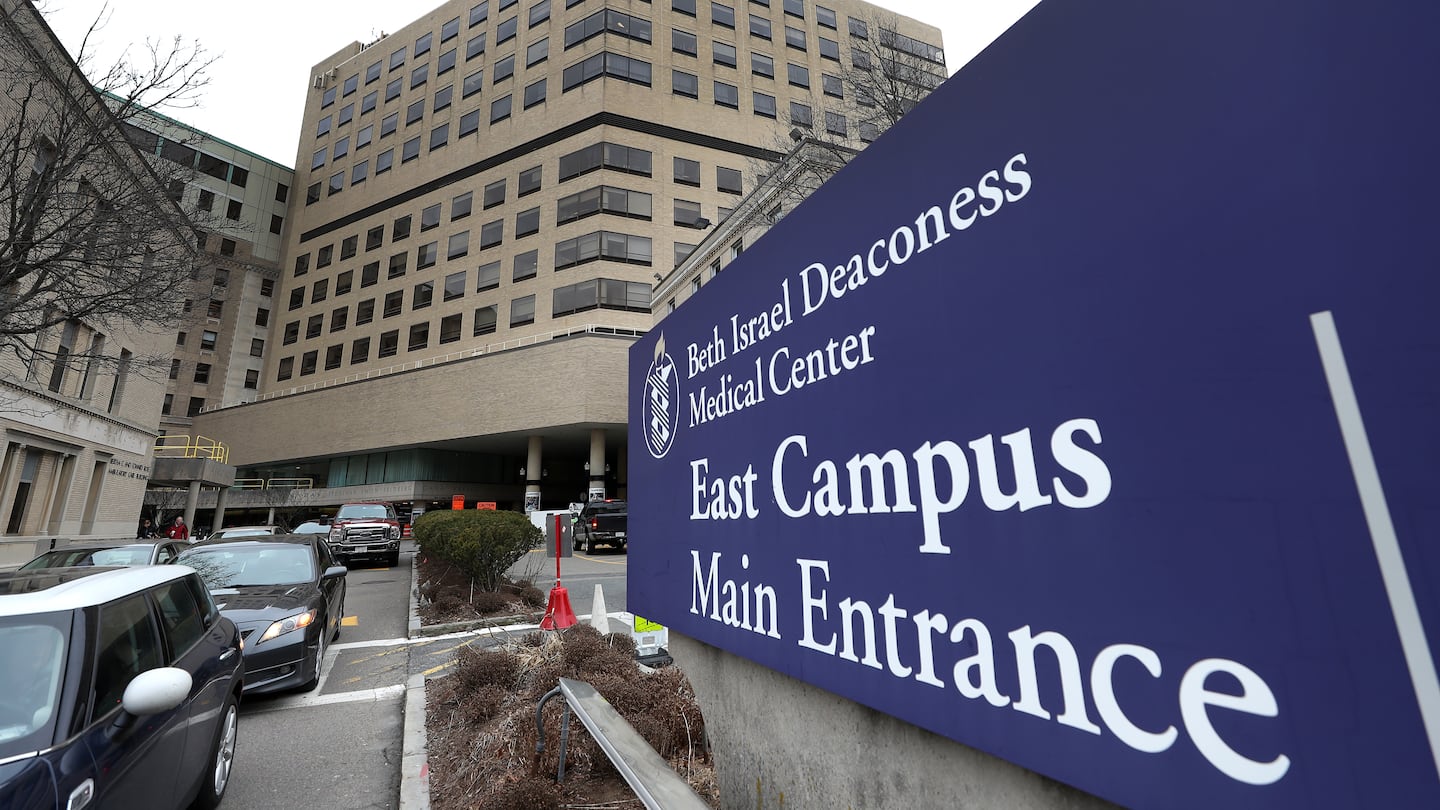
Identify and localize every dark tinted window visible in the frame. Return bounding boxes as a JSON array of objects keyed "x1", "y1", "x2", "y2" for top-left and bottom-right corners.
[{"x1": 92, "y1": 595, "x2": 164, "y2": 718}]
